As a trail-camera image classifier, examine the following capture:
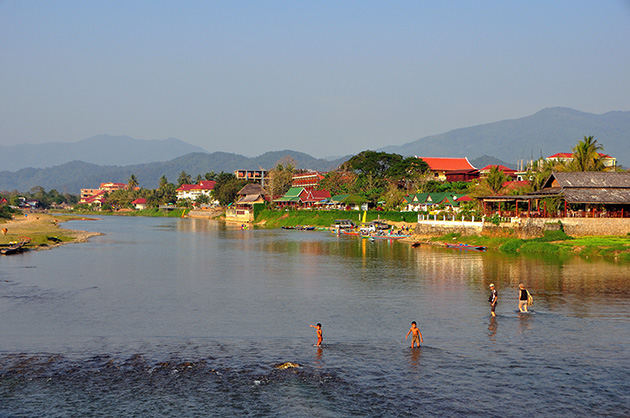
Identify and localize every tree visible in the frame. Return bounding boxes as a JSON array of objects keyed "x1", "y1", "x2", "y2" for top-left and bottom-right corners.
[
  {"x1": 571, "y1": 135, "x2": 604, "y2": 171},
  {"x1": 195, "y1": 174, "x2": 204, "y2": 184},
  {"x1": 319, "y1": 171, "x2": 358, "y2": 196},
  {"x1": 178, "y1": 171, "x2": 192, "y2": 187},
  {"x1": 213, "y1": 172, "x2": 246, "y2": 206},
  {"x1": 484, "y1": 166, "x2": 508, "y2": 194},
  {"x1": 266, "y1": 159, "x2": 295, "y2": 199},
  {"x1": 128, "y1": 174, "x2": 139, "y2": 190},
  {"x1": 159, "y1": 175, "x2": 169, "y2": 190},
  {"x1": 204, "y1": 171, "x2": 217, "y2": 181}
]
